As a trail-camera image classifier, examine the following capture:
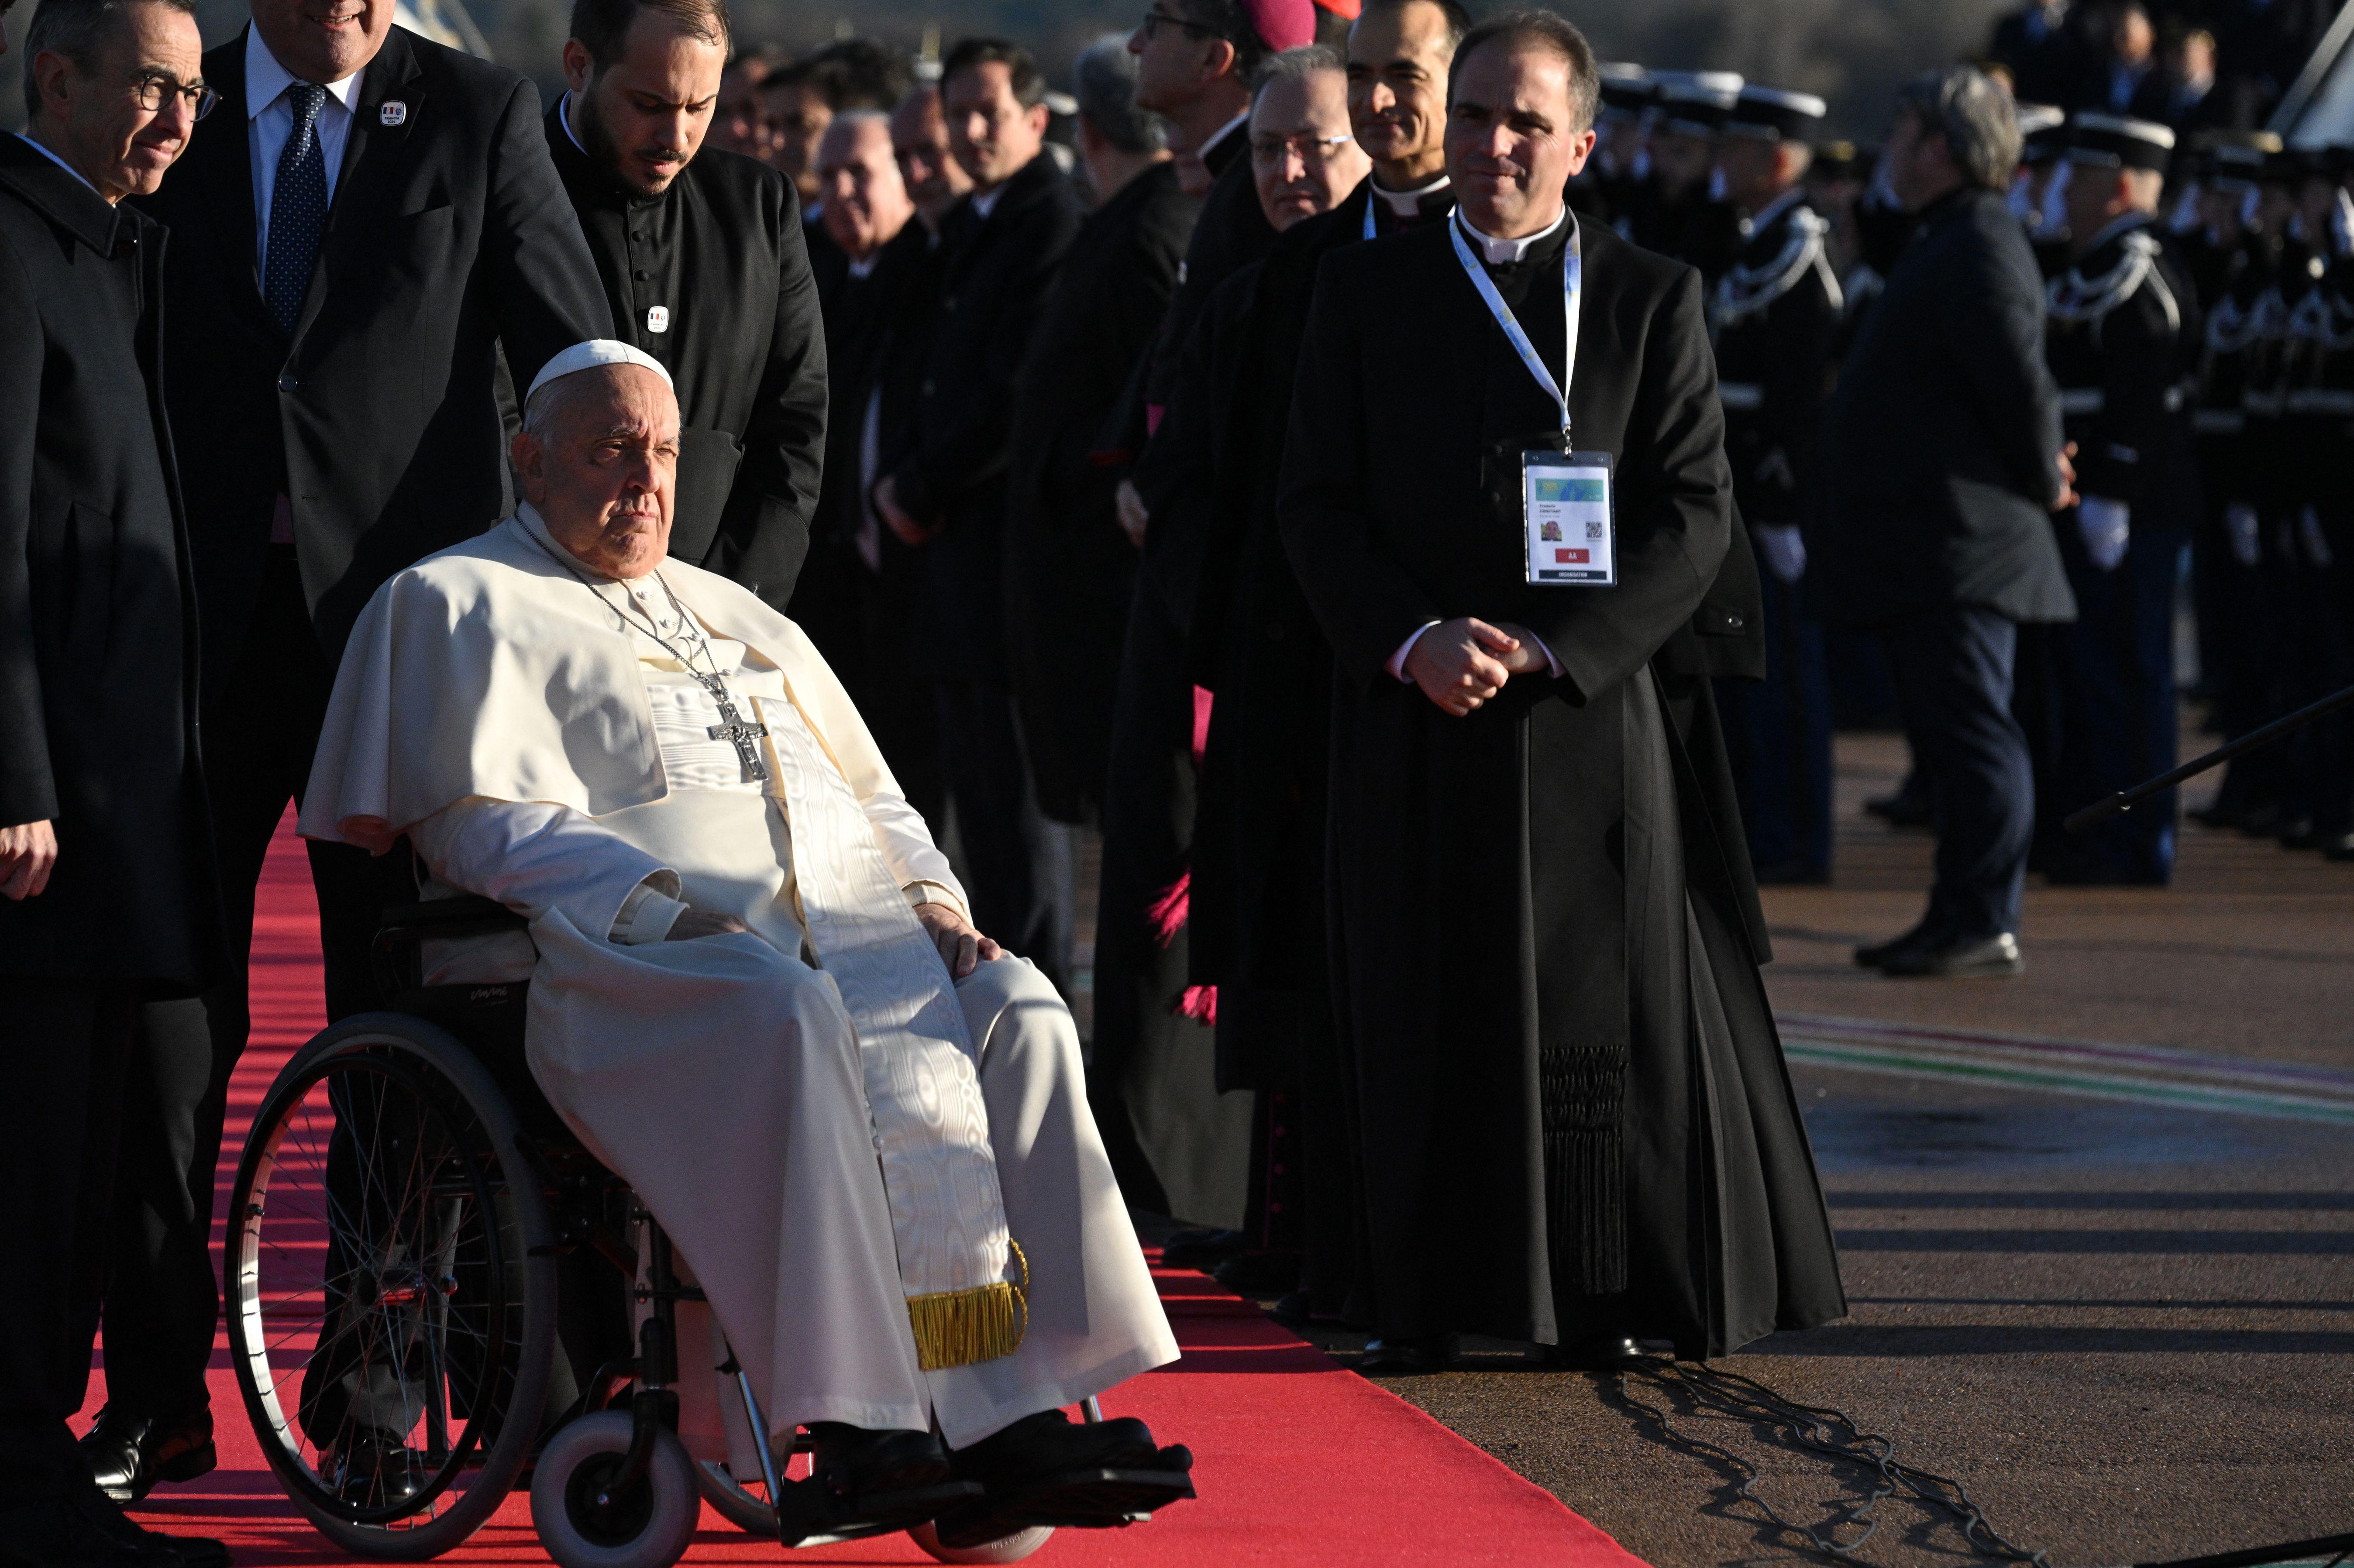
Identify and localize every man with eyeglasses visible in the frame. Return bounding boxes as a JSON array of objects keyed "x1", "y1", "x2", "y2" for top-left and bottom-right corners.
[
  {"x1": 100, "y1": 0, "x2": 610, "y2": 1513},
  {"x1": 1, "y1": 2, "x2": 237, "y2": 1557}
]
